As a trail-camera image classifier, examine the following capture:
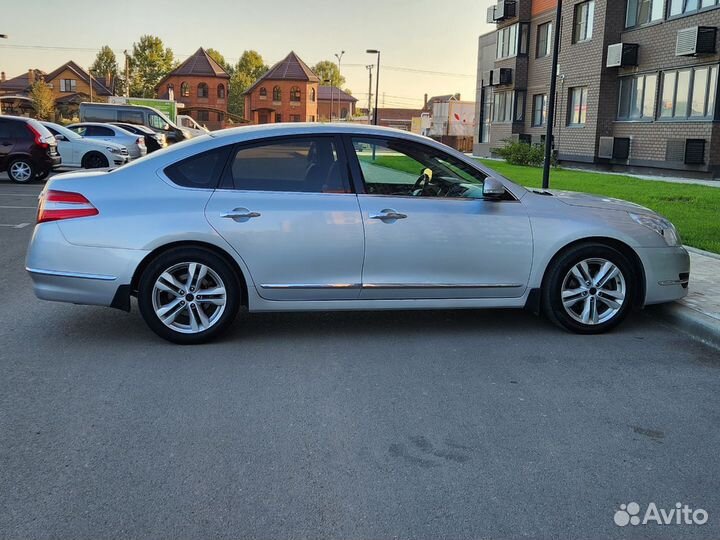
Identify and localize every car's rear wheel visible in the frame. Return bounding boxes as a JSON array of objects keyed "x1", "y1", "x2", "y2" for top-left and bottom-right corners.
[
  {"x1": 137, "y1": 248, "x2": 240, "y2": 344},
  {"x1": 542, "y1": 244, "x2": 636, "y2": 334},
  {"x1": 82, "y1": 152, "x2": 109, "y2": 169},
  {"x1": 8, "y1": 158, "x2": 35, "y2": 183}
]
